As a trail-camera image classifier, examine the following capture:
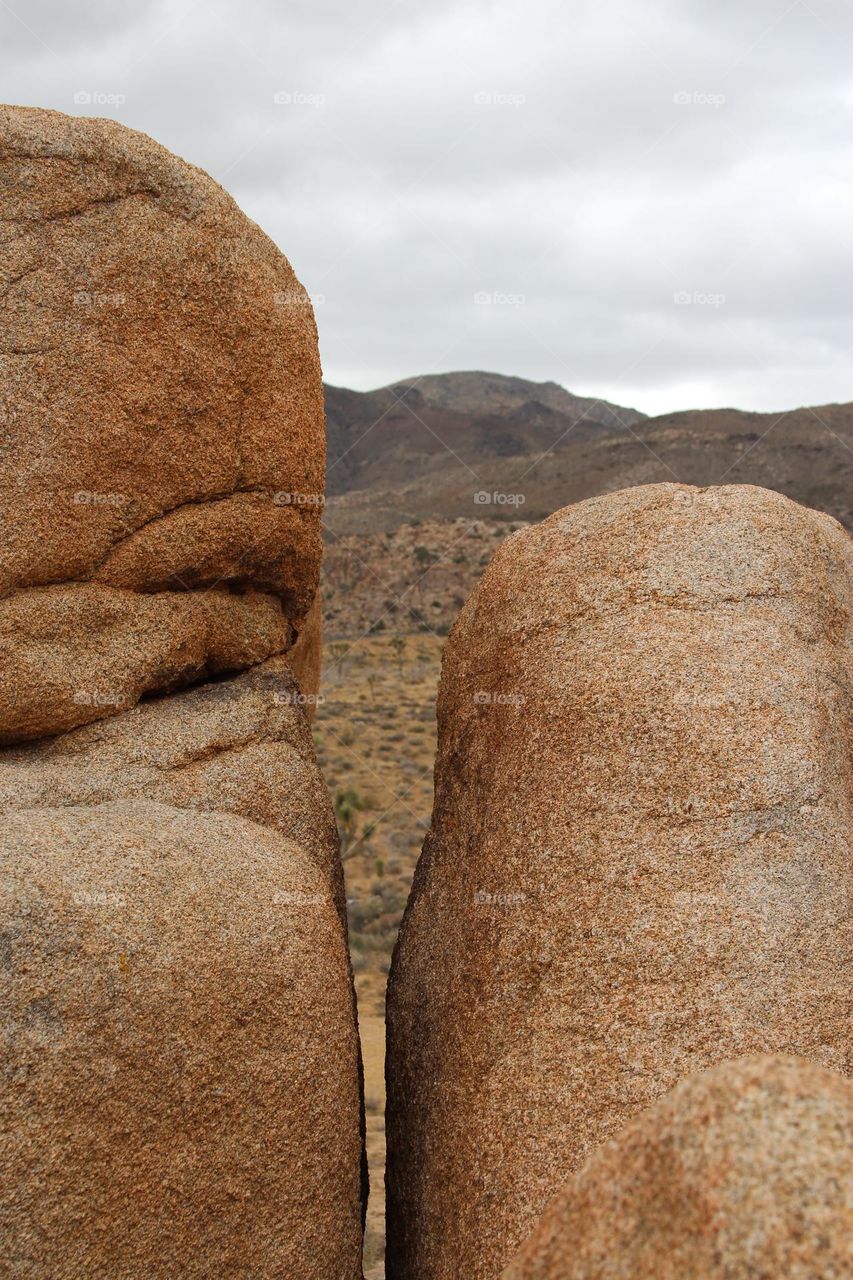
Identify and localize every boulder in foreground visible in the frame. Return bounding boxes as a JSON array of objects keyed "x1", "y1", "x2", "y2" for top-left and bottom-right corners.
[
  {"x1": 0, "y1": 800, "x2": 363, "y2": 1278},
  {"x1": 501, "y1": 1056, "x2": 853, "y2": 1280},
  {"x1": 386, "y1": 483, "x2": 853, "y2": 1279}
]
